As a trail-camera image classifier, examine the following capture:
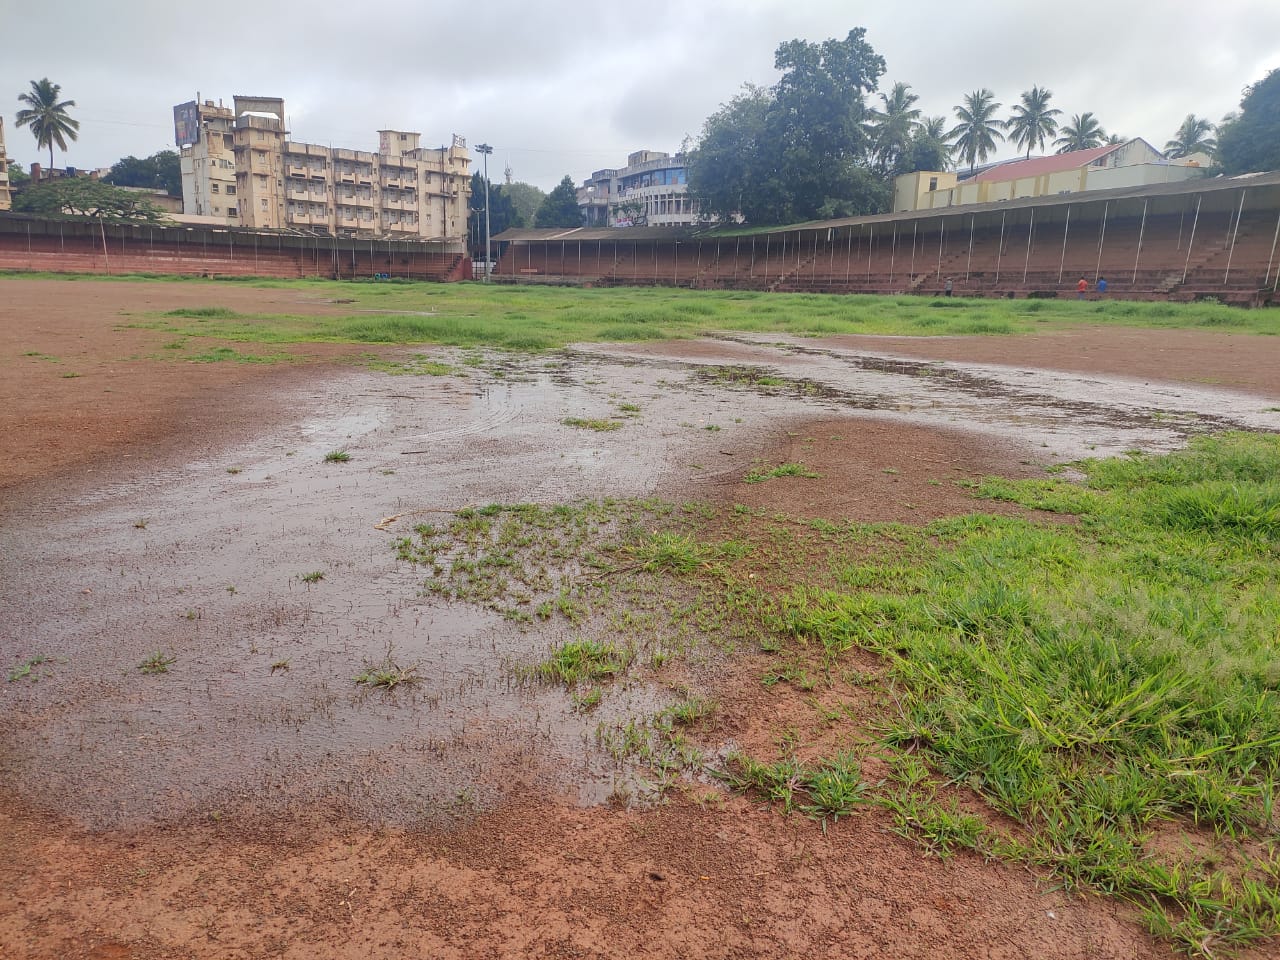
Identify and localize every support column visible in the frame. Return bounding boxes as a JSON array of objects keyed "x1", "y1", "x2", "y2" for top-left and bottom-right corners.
[
  {"x1": 1094, "y1": 201, "x2": 1110, "y2": 282},
  {"x1": 1022, "y1": 208, "x2": 1035, "y2": 284},
  {"x1": 1223, "y1": 189, "x2": 1247, "y2": 285},
  {"x1": 1264, "y1": 207, "x2": 1280, "y2": 289},
  {"x1": 966, "y1": 214, "x2": 975, "y2": 284},
  {"x1": 1132, "y1": 199, "x2": 1149, "y2": 285},
  {"x1": 1057, "y1": 205, "x2": 1072, "y2": 284}
]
